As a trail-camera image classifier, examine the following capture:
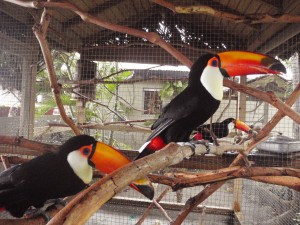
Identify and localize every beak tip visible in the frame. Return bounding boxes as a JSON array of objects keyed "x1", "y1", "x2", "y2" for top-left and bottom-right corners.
[
  {"x1": 135, "y1": 184, "x2": 155, "y2": 200},
  {"x1": 270, "y1": 62, "x2": 287, "y2": 74}
]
